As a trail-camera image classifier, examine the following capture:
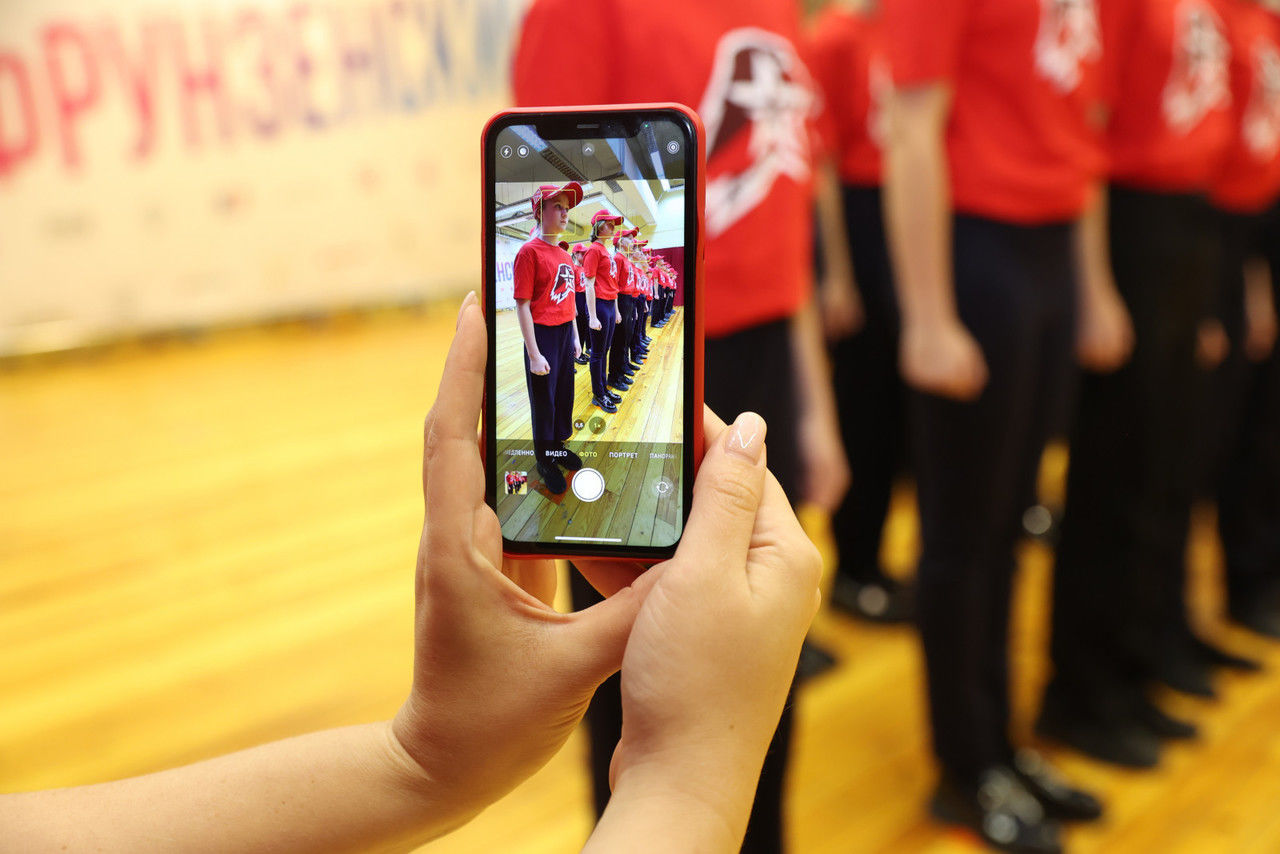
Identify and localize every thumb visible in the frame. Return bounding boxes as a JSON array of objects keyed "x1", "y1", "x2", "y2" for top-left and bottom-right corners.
[
  {"x1": 675, "y1": 410, "x2": 768, "y2": 577},
  {"x1": 558, "y1": 563, "x2": 668, "y2": 683}
]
